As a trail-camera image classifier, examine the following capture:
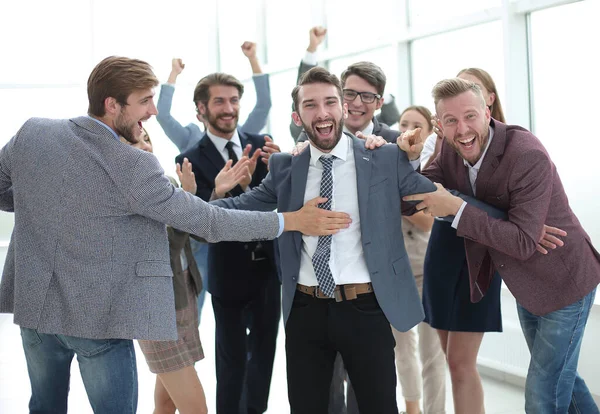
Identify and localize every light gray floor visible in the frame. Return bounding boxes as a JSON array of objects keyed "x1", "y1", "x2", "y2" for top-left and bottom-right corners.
[{"x1": 0, "y1": 303, "x2": 525, "y2": 413}]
